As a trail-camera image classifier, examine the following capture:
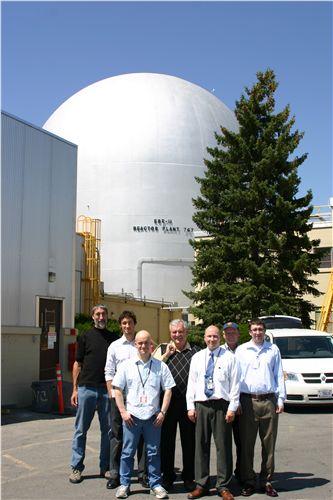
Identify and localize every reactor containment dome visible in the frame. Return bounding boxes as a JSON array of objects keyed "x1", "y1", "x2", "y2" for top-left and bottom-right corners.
[{"x1": 43, "y1": 73, "x2": 238, "y2": 306}]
